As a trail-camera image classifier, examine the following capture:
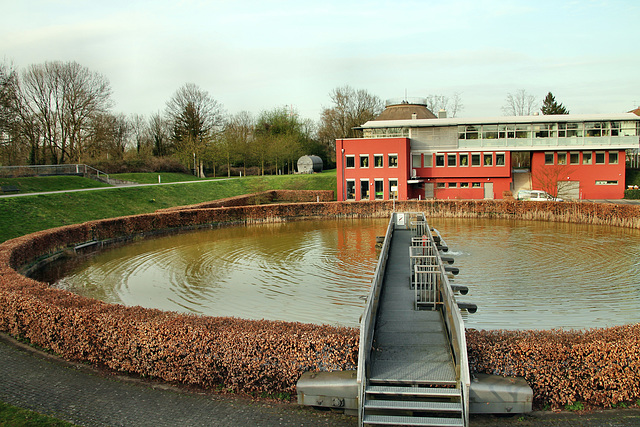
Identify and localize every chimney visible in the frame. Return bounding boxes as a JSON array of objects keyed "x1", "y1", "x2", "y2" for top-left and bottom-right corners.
[
  {"x1": 411, "y1": 112, "x2": 417, "y2": 120},
  {"x1": 438, "y1": 109, "x2": 447, "y2": 119}
]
